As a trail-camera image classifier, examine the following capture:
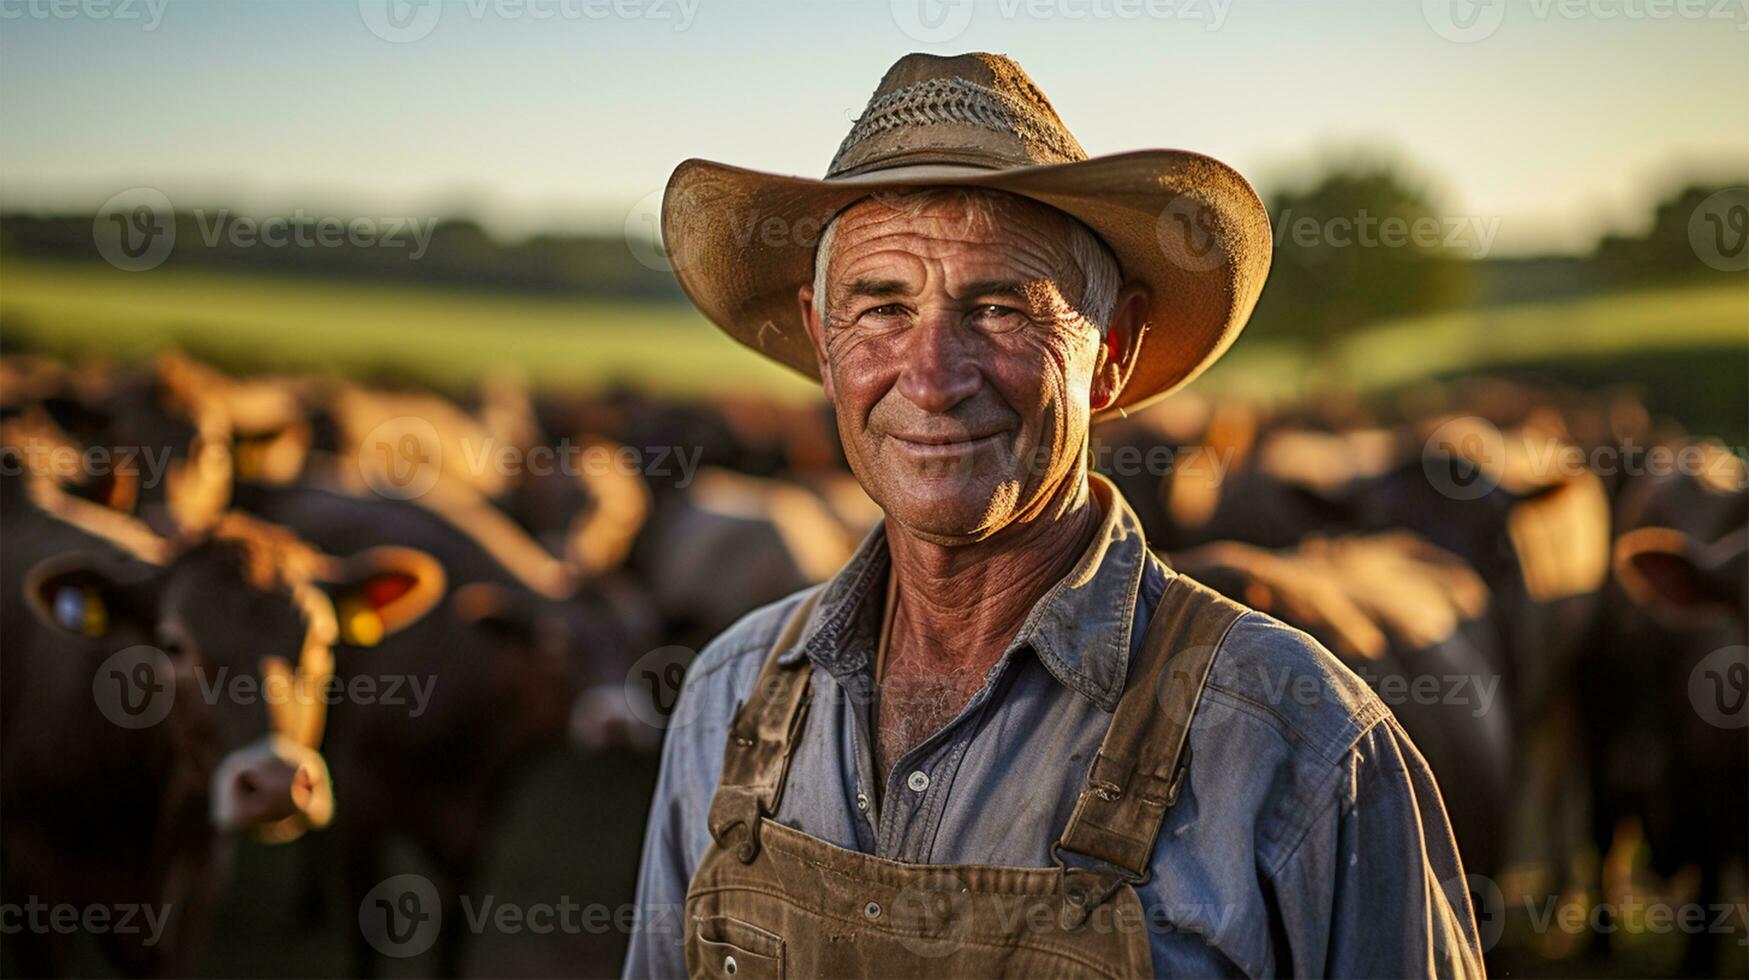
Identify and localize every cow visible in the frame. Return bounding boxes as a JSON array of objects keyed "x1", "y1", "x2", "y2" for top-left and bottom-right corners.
[
  {"x1": 1169, "y1": 532, "x2": 1513, "y2": 882},
  {"x1": 1577, "y1": 526, "x2": 1747, "y2": 975},
  {"x1": 1573, "y1": 449, "x2": 1748, "y2": 975},
  {"x1": 229, "y1": 466, "x2": 657, "y2": 977},
  {"x1": 629, "y1": 466, "x2": 856, "y2": 648},
  {"x1": 2, "y1": 464, "x2": 436, "y2": 976}
]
